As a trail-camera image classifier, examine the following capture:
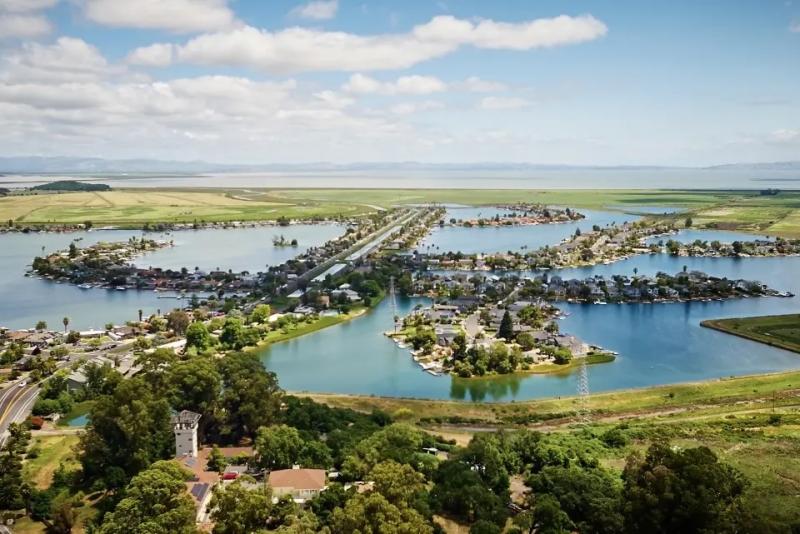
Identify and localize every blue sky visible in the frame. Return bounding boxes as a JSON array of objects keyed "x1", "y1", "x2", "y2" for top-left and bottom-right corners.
[{"x1": 0, "y1": 0, "x2": 797, "y2": 165}]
